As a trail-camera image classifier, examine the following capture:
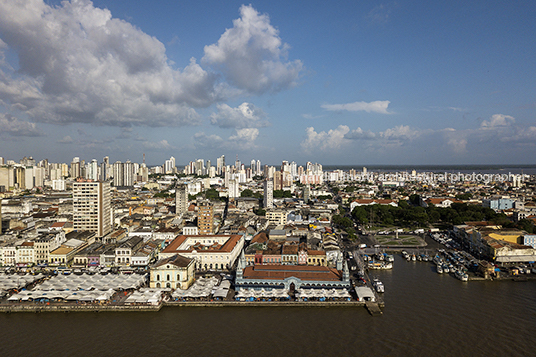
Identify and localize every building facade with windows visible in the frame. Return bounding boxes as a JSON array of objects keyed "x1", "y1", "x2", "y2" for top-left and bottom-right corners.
[
  {"x1": 197, "y1": 201, "x2": 214, "y2": 235},
  {"x1": 73, "y1": 180, "x2": 111, "y2": 237},
  {"x1": 150, "y1": 254, "x2": 195, "y2": 290},
  {"x1": 160, "y1": 234, "x2": 244, "y2": 271}
]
